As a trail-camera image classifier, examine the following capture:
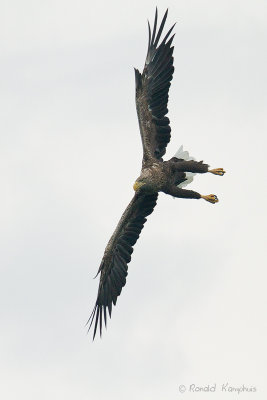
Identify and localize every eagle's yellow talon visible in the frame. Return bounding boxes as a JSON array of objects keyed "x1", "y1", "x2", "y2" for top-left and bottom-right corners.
[
  {"x1": 201, "y1": 194, "x2": 219, "y2": 204},
  {"x1": 209, "y1": 168, "x2": 226, "y2": 176}
]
